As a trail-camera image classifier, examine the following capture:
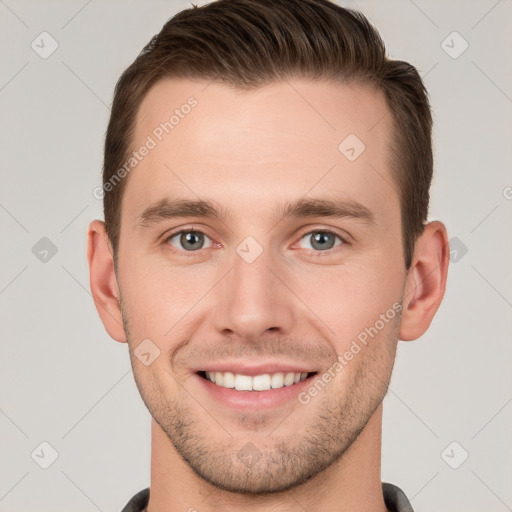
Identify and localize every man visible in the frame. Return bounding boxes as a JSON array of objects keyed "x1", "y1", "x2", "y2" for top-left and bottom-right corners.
[{"x1": 87, "y1": 0, "x2": 449, "y2": 510}]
